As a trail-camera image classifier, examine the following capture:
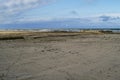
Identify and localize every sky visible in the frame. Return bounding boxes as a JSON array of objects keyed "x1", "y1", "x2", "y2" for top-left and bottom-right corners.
[{"x1": 0, "y1": 0, "x2": 120, "y2": 29}]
